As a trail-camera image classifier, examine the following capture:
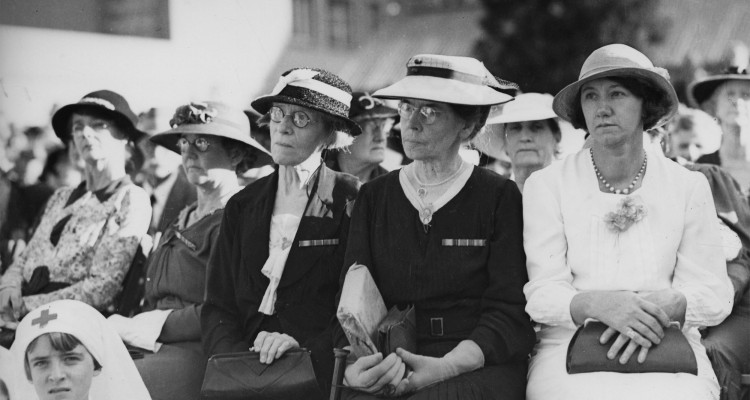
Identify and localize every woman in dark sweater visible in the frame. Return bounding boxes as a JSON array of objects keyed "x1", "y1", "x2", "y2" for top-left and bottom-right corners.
[
  {"x1": 201, "y1": 68, "x2": 362, "y2": 398},
  {"x1": 337, "y1": 54, "x2": 535, "y2": 399}
]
